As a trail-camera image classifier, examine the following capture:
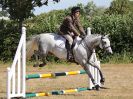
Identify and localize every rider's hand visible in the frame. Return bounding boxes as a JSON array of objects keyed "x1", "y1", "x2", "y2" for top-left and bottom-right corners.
[
  {"x1": 70, "y1": 32, "x2": 74, "y2": 36},
  {"x1": 78, "y1": 33, "x2": 80, "y2": 36},
  {"x1": 80, "y1": 35, "x2": 85, "y2": 39}
]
